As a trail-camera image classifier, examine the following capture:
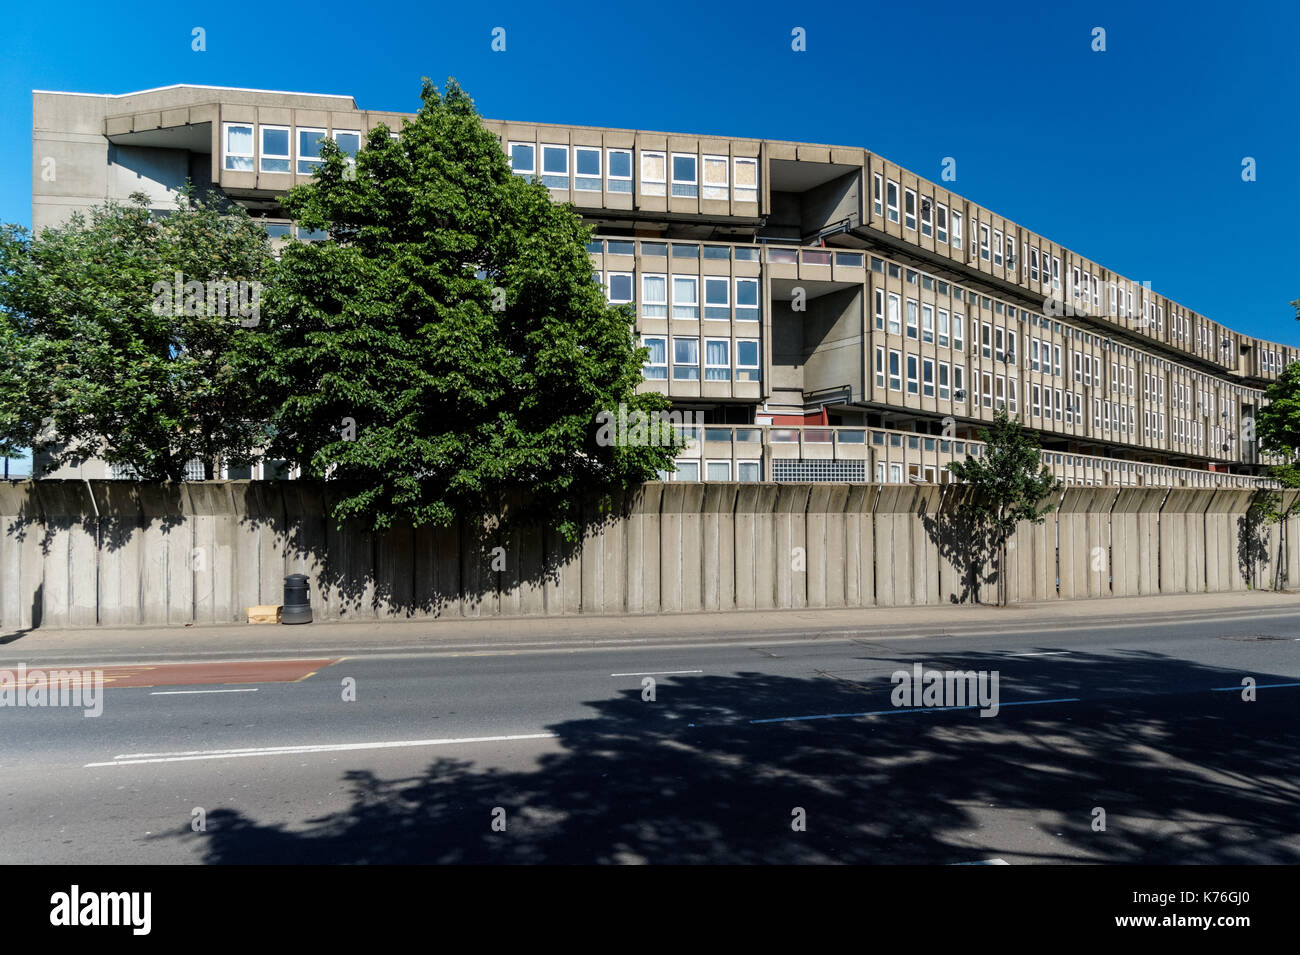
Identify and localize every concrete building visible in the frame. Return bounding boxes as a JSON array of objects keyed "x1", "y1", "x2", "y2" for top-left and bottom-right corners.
[{"x1": 30, "y1": 84, "x2": 1288, "y2": 488}]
